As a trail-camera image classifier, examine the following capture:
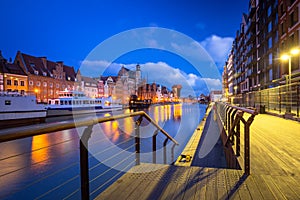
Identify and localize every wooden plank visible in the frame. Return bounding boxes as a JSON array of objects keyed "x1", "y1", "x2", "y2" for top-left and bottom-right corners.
[
  {"x1": 251, "y1": 174, "x2": 276, "y2": 199},
  {"x1": 205, "y1": 168, "x2": 218, "y2": 200},
  {"x1": 234, "y1": 170, "x2": 251, "y2": 200},
  {"x1": 224, "y1": 169, "x2": 241, "y2": 200},
  {"x1": 216, "y1": 169, "x2": 228, "y2": 199},
  {"x1": 193, "y1": 167, "x2": 208, "y2": 200},
  {"x1": 180, "y1": 167, "x2": 204, "y2": 200},
  {"x1": 158, "y1": 166, "x2": 192, "y2": 200},
  {"x1": 272, "y1": 175, "x2": 300, "y2": 199},
  {"x1": 261, "y1": 175, "x2": 286, "y2": 200},
  {"x1": 242, "y1": 175, "x2": 264, "y2": 199}
]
